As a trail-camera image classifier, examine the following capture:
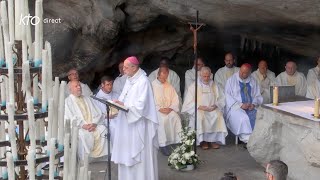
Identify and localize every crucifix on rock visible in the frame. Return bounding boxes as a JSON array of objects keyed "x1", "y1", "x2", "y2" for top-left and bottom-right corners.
[{"x1": 188, "y1": 10, "x2": 205, "y2": 154}]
